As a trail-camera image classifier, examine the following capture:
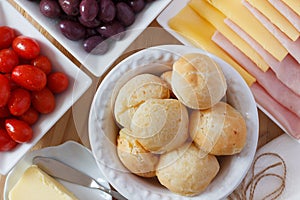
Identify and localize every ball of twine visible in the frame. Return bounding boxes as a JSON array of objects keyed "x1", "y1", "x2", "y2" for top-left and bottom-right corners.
[{"x1": 228, "y1": 152, "x2": 287, "y2": 200}]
